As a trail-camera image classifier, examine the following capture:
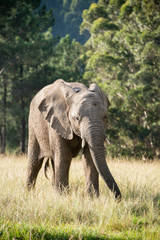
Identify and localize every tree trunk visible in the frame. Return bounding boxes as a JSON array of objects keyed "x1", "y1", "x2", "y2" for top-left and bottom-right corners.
[
  {"x1": 19, "y1": 64, "x2": 26, "y2": 154},
  {"x1": 20, "y1": 99, "x2": 26, "y2": 154},
  {"x1": 1, "y1": 77, "x2": 7, "y2": 154}
]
